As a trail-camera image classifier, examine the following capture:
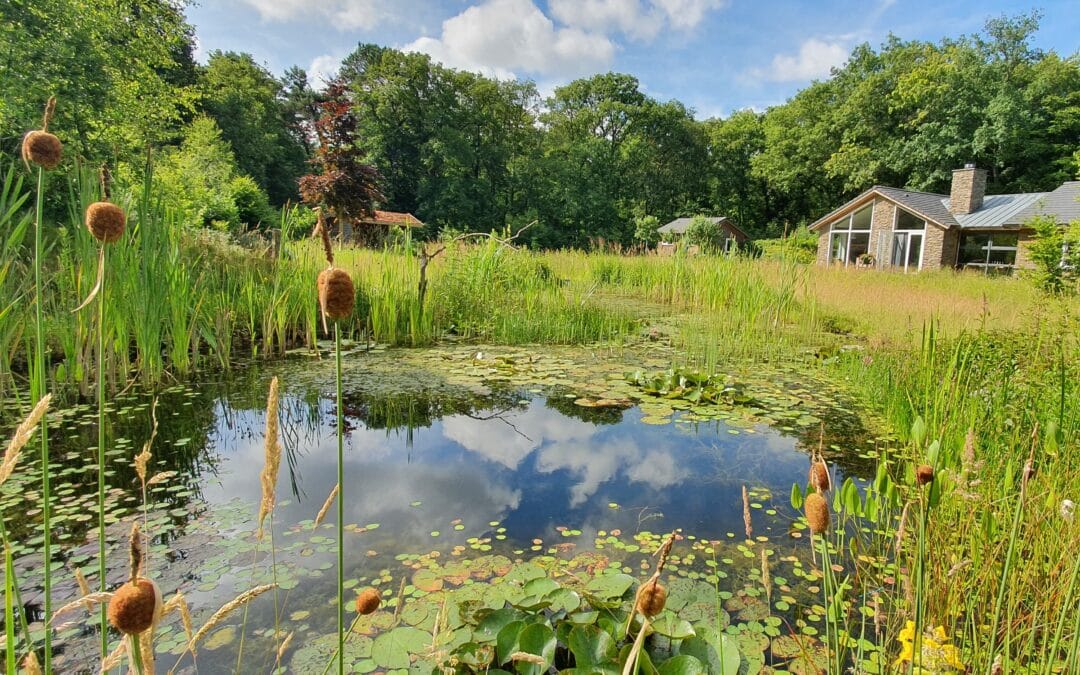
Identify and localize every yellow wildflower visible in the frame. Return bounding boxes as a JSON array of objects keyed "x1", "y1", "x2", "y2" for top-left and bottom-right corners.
[{"x1": 893, "y1": 621, "x2": 965, "y2": 672}]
